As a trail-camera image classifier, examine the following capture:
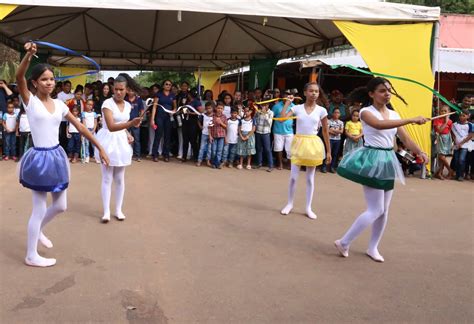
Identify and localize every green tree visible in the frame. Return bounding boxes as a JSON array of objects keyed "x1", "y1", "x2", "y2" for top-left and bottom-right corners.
[
  {"x1": 389, "y1": 0, "x2": 473, "y2": 14},
  {"x1": 134, "y1": 71, "x2": 196, "y2": 88}
]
